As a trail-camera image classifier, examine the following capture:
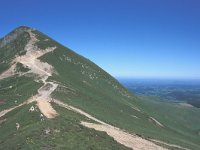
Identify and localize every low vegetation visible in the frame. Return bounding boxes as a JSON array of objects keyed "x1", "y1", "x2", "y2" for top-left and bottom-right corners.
[{"x1": 0, "y1": 26, "x2": 199, "y2": 150}]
